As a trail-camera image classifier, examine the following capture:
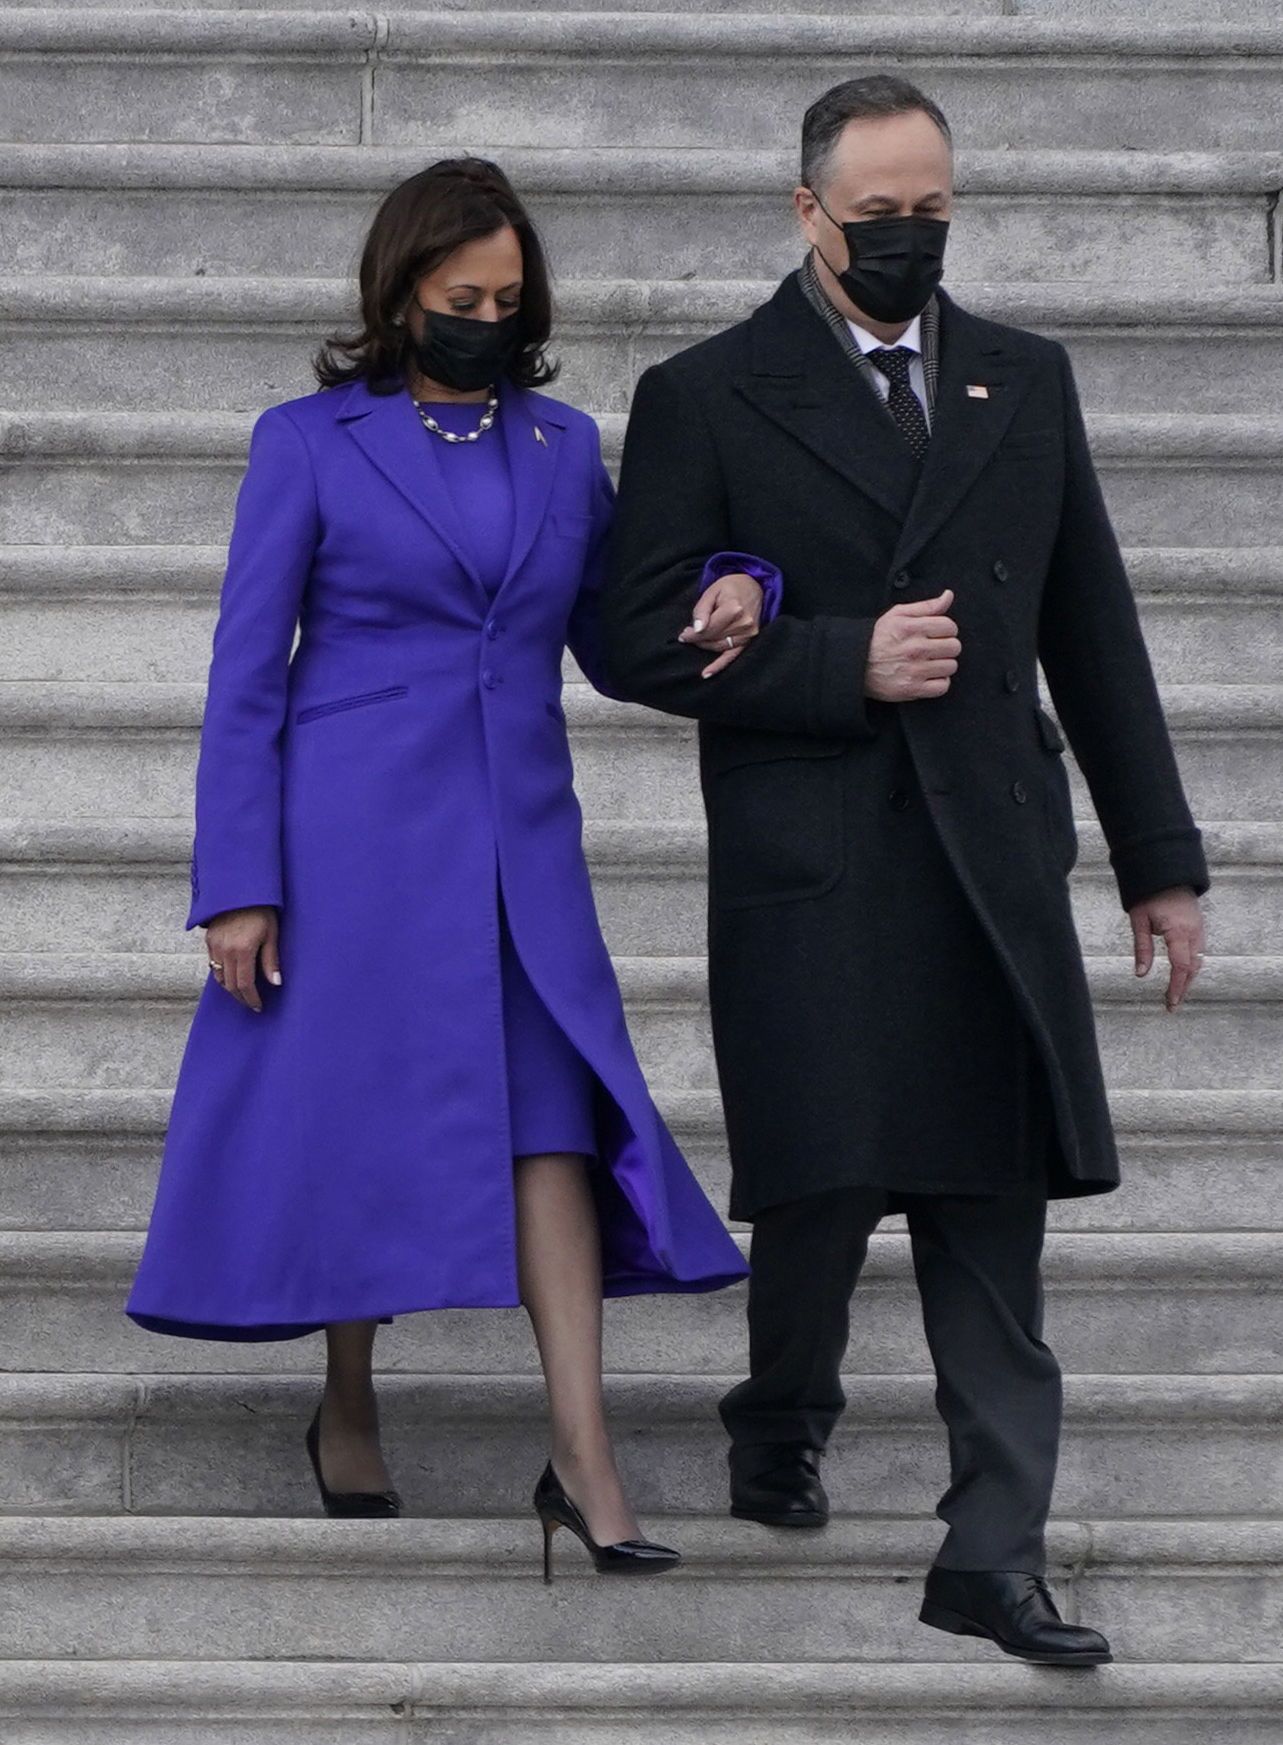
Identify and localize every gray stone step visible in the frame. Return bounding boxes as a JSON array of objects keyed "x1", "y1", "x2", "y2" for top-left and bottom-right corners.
[
  {"x1": 2, "y1": 144, "x2": 1277, "y2": 281},
  {"x1": 0, "y1": 1513, "x2": 1277, "y2": 1664},
  {"x1": 2, "y1": 1228, "x2": 1279, "y2": 1379},
  {"x1": 0, "y1": 675, "x2": 1278, "y2": 822},
  {"x1": 1, "y1": 1659, "x2": 1280, "y2": 1745},
  {"x1": 0, "y1": 0, "x2": 1270, "y2": 13},
  {"x1": 3, "y1": 1371, "x2": 1282, "y2": 1521},
  {"x1": 4, "y1": 544, "x2": 1279, "y2": 689},
  {"x1": 3, "y1": 13, "x2": 1282, "y2": 154},
  {"x1": 5, "y1": 278, "x2": 1283, "y2": 416},
  {"x1": 1, "y1": 1087, "x2": 1276, "y2": 1238},
  {"x1": 2, "y1": 586, "x2": 1279, "y2": 691},
  {"x1": 0, "y1": 814, "x2": 1276, "y2": 960},
  {"x1": 5, "y1": 409, "x2": 1281, "y2": 550},
  {"x1": 0, "y1": 950, "x2": 1278, "y2": 1093}
]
